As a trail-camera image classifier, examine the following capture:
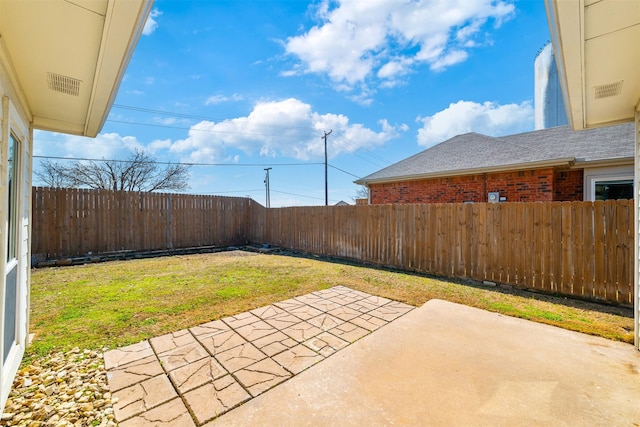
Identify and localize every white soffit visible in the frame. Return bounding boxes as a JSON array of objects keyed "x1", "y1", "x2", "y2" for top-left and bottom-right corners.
[
  {"x1": 0, "y1": 0, "x2": 152, "y2": 137},
  {"x1": 546, "y1": 0, "x2": 640, "y2": 130}
]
